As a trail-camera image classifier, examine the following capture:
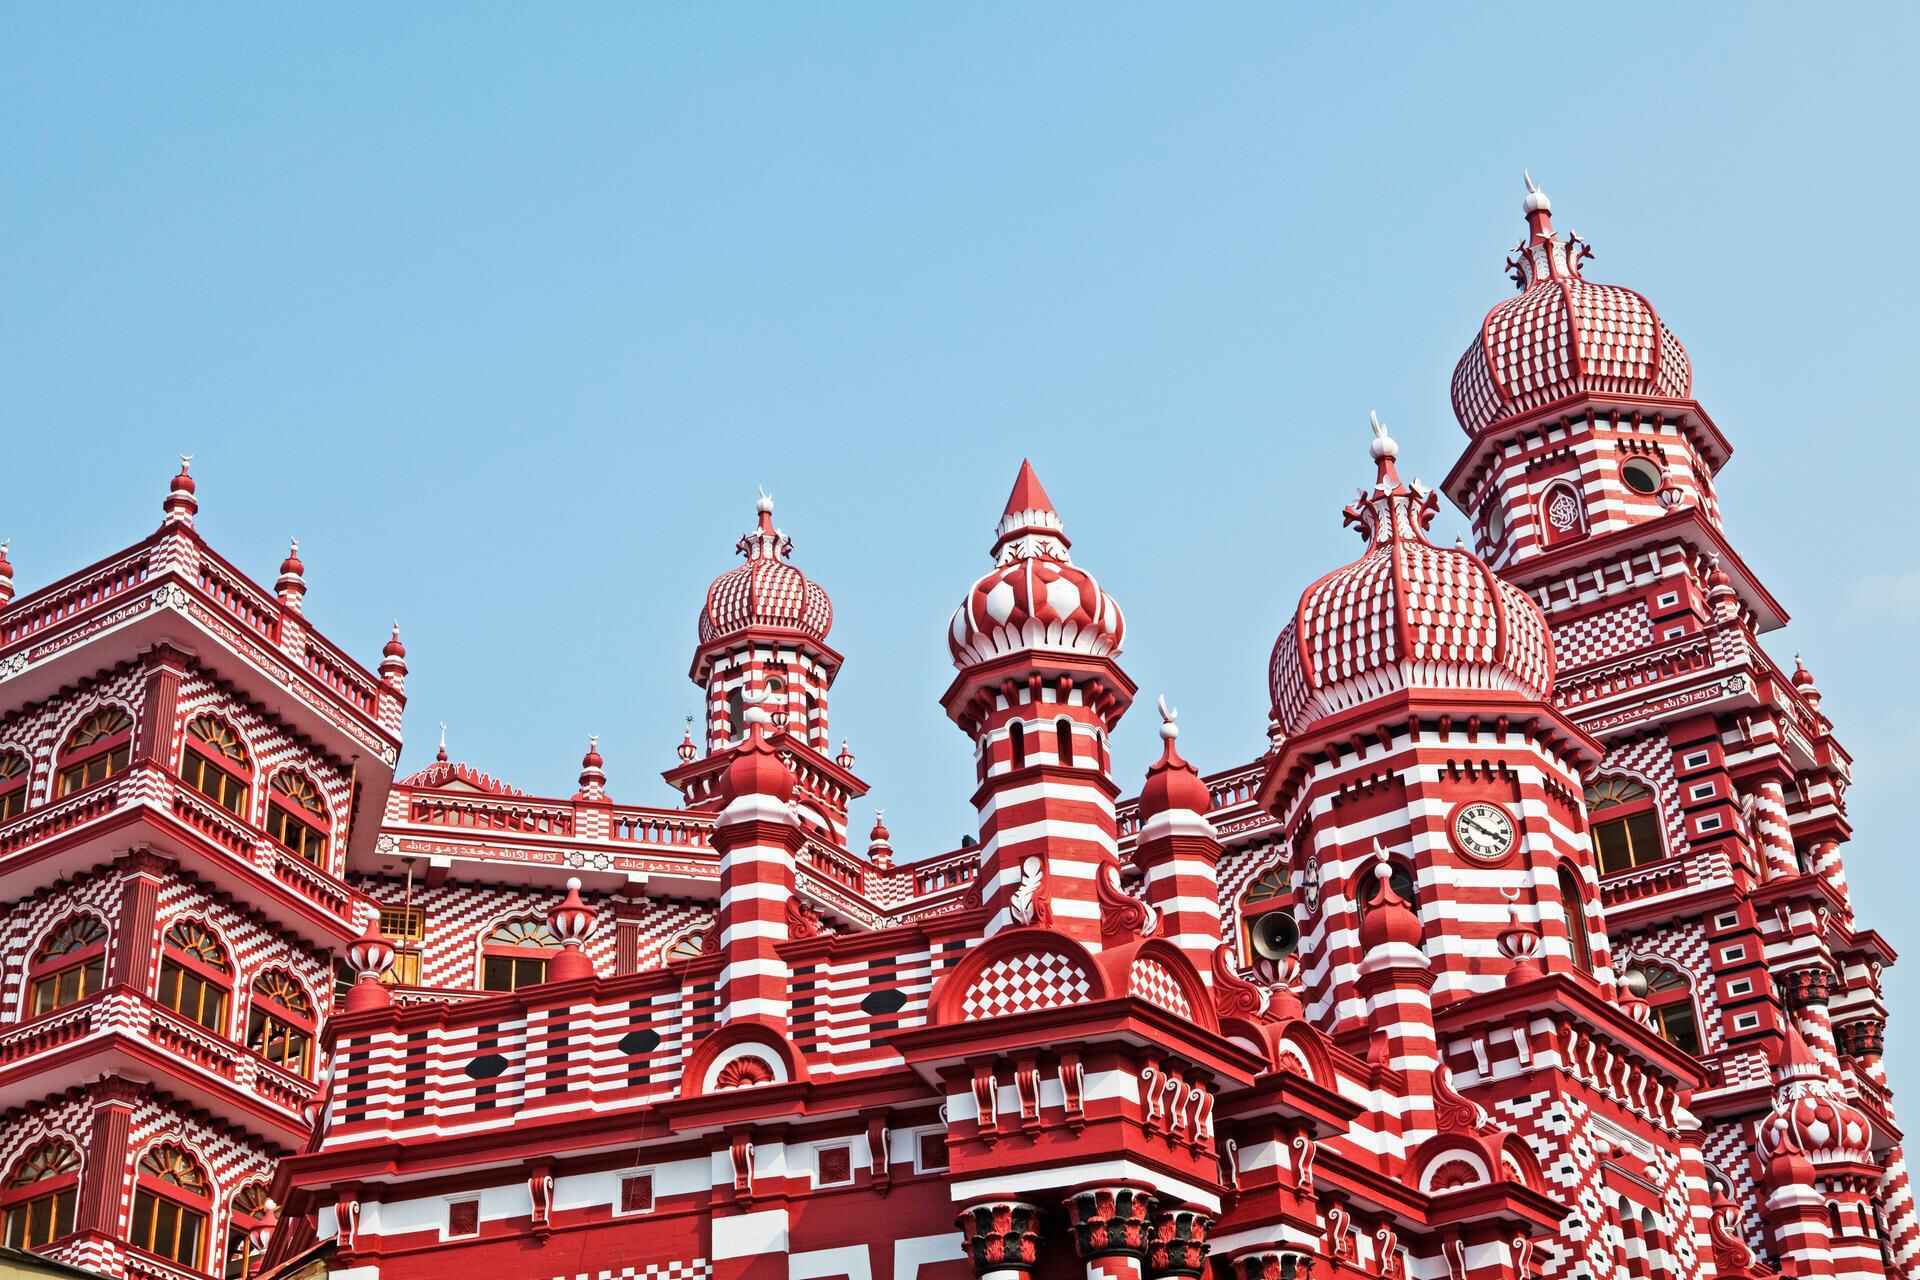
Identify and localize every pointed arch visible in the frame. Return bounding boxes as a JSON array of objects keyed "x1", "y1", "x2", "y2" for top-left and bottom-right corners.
[
  {"x1": 54, "y1": 703, "x2": 135, "y2": 799},
  {"x1": 25, "y1": 912, "x2": 109, "y2": 1017},
  {"x1": 1556, "y1": 861, "x2": 1593, "y2": 974},
  {"x1": 158, "y1": 918, "x2": 233, "y2": 1034},
  {"x1": 1538, "y1": 480, "x2": 1587, "y2": 547},
  {"x1": 1, "y1": 1139, "x2": 81, "y2": 1250},
  {"x1": 181, "y1": 713, "x2": 253, "y2": 817},
  {"x1": 225, "y1": 1182, "x2": 274, "y2": 1280},
  {"x1": 246, "y1": 968, "x2": 317, "y2": 1076},
  {"x1": 266, "y1": 769, "x2": 331, "y2": 865},
  {"x1": 478, "y1": 915, "x2": 561, "y2": 991},
  {"x1": 132, "y1": 1141, "x2": 213, "y2": 1268}
]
